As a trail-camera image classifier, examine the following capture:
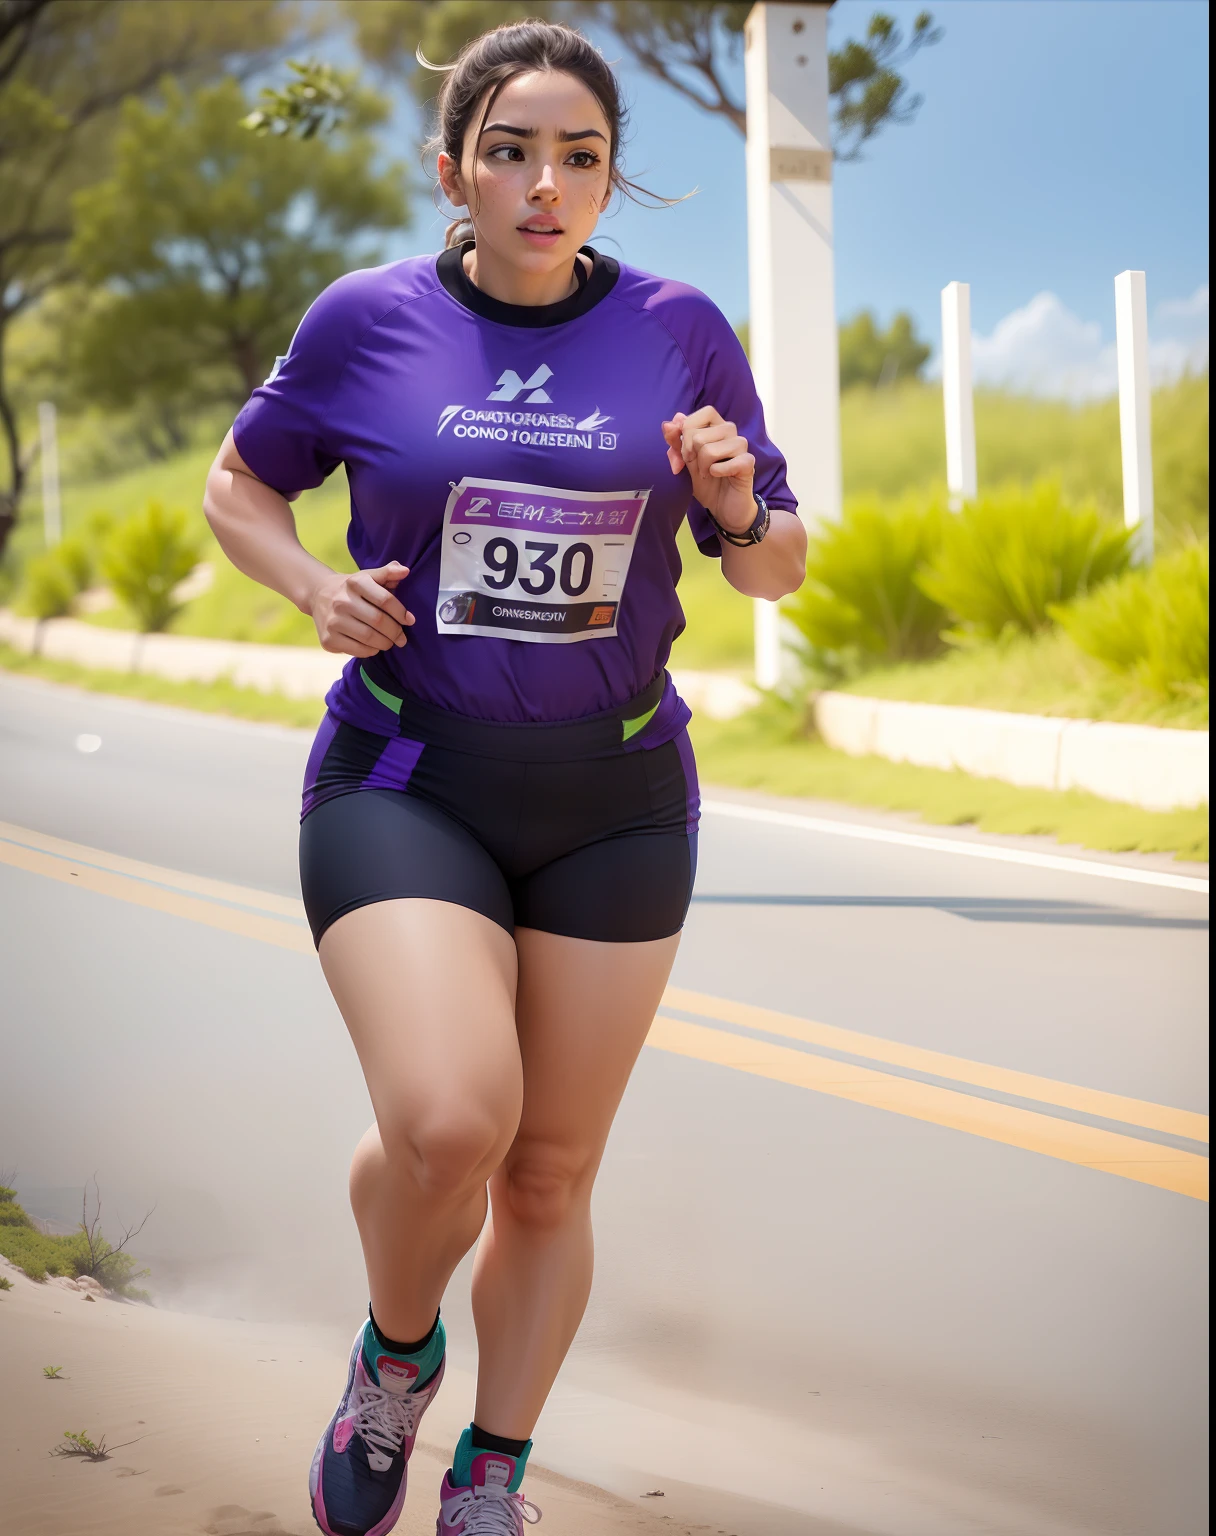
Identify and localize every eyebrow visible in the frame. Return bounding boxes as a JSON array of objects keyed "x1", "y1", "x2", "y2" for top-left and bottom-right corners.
[{"x1": 482, "y1": 123, "x2": 607, "y2": 144}]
